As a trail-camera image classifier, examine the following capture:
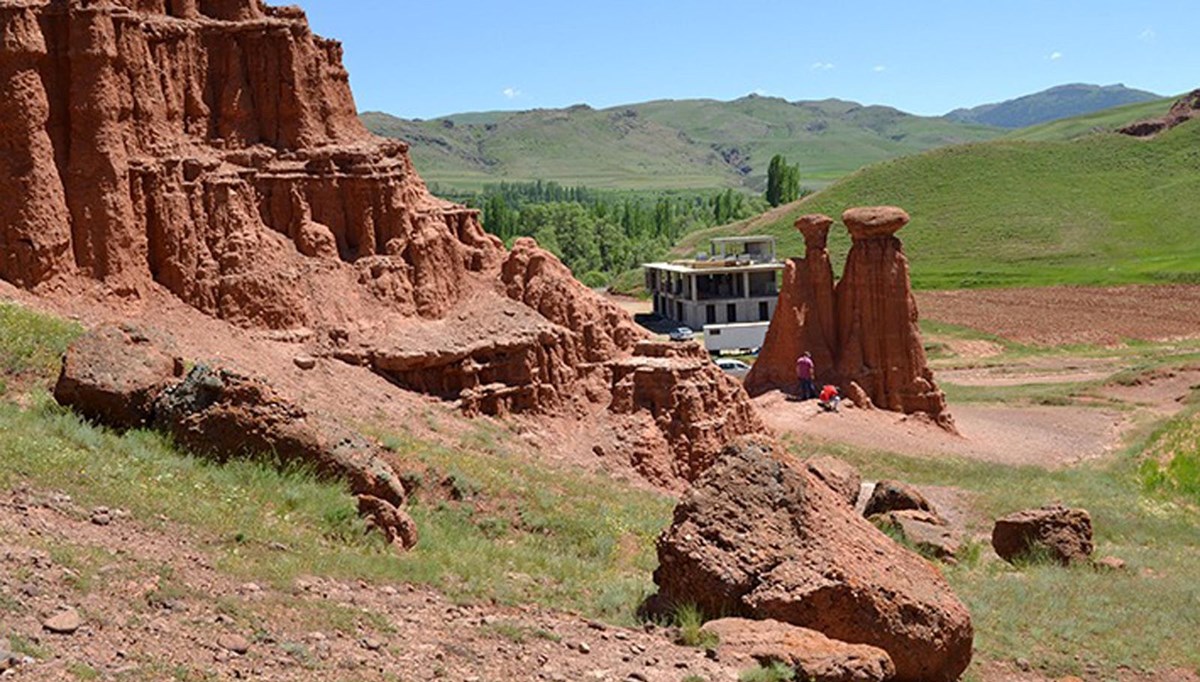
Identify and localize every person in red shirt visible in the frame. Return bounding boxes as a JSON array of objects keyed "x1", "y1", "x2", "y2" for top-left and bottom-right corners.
[
  {"x1": 795, "y1": 352, "x2": 816, "y2": 400},
  {"x1": 818, "y1": 384, "x2": 841, "y2": 412}
]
